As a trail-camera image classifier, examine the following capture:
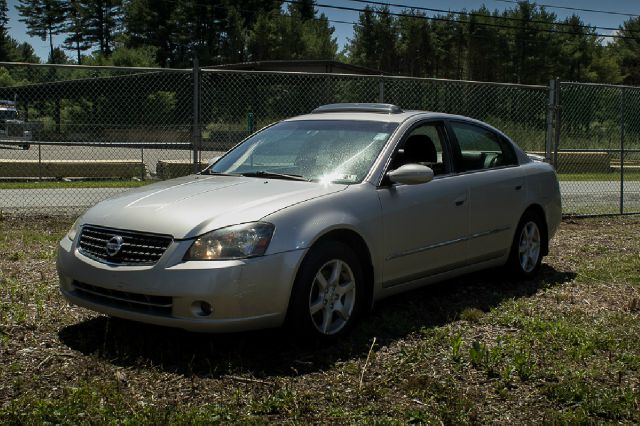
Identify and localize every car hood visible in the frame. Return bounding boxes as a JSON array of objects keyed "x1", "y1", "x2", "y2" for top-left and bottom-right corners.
[{"x1": 80, "y1": 174, "x2": 347, "y2": 239}]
